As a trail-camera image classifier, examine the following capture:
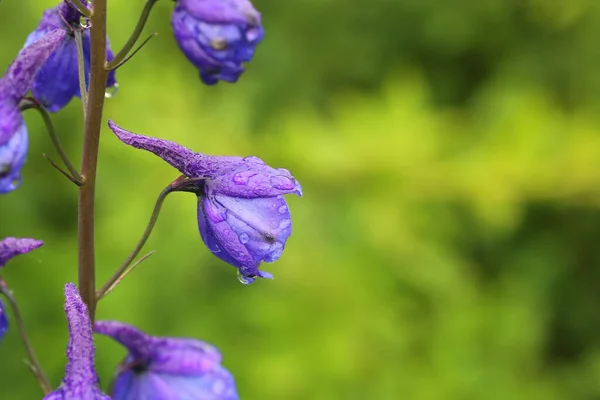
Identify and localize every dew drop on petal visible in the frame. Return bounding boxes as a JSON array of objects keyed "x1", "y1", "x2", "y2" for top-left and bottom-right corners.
[
  {"x1": 271, "y1": 176, "x2": 295, "y2": 190},
  {"x1": 253, "y1": 183, "x2": 271, "y2": 196},
  {"x1": 239, "y1": 232, "x2": 249, "y2": 244},
  {"x1": 279, "y1": 219, "x2": 291, "y2": 229},
  {"x1": 243, "y1": 156, "x2": 265, "y2": 165},
  {"x1": 233, "y1": 170, "x2": 256, "y2": 185},
  {"x1": 105, "y1": 83, "x2": 119, "y2": 98},
  {"x1": 278, "y1": 205, "x2": 288, "y2": 214},
  {"x1": 264, "y1": 242, "x2": 284, "y2": 262},
  {"x1": 237, "y1": 270, "x2": 254, "y2": 285},
  {"x1": 80, "y1": 16, "x2": 91, "y2": 28}
]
